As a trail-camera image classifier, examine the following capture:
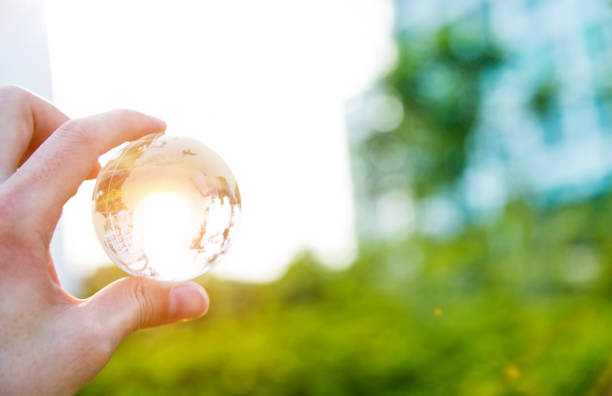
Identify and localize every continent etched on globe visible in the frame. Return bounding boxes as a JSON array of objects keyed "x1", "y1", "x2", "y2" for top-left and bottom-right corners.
[{"x1": 92, "y1": 133, "x2": 241, "y2": 281}]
